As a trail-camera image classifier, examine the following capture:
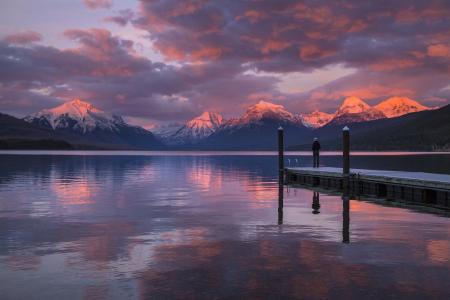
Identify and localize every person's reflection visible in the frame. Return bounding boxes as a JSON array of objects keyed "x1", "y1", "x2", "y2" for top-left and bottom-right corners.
[
  {"x1": 312, "y1": 191, "x2": 320, "y2": 214},
  {"x1": 342, "y1": 195, "x2": 350, "y2": 244},
  {"x1": 278, "y1": 182, "x2": 283, "y2": 225}
]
